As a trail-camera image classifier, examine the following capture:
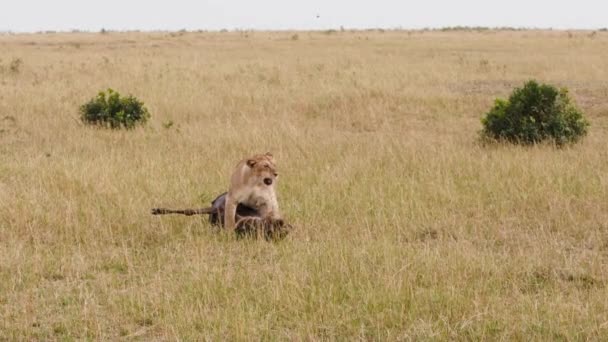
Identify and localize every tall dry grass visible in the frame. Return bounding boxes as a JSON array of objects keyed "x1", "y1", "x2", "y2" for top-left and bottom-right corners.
[{"x1": 1, "y1": 29, "x2": 607, "y2": 340}]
